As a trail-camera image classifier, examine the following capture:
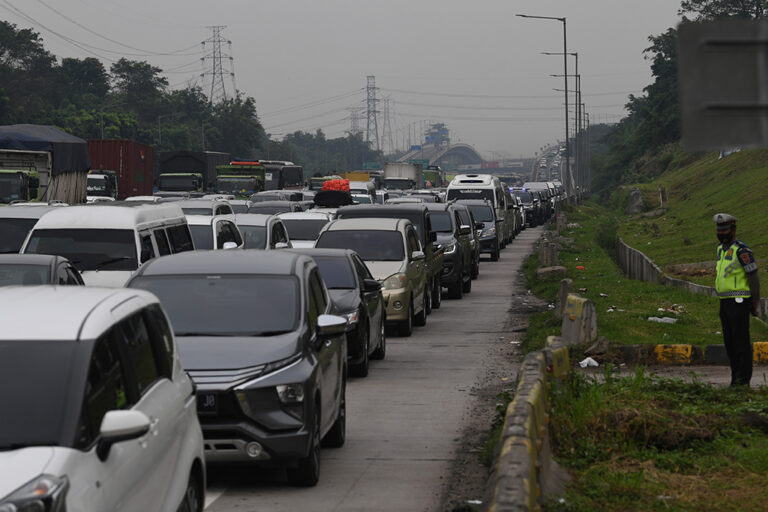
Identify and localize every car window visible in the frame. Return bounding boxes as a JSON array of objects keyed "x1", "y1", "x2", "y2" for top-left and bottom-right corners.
[
  {"x1": 167, "y1": 224, "x2": 194, "y2": 253},
  {"x1": 56, "y1": 264, "x2": 69, "y2": 284},
  {"x1": 77, "y1": 330, "x2": 129, "y2": 449},
  {"x1": 66, "y1": 265, "x2": 83, "y2": 285},
  {"x1": 272, "y1": 222, "x2": 288, "y2": 245},
  {"x1": 310, "y1": 269, "x2": 328, "y2": 314},
  {"x1": 352, "y1": 254, "x2": 373, "y2": 281},
  {"x1": 307, "y1": 274, "x2": 319, "y2": 332},
  {"x1": 407, "y1": 229, "x2": 421, "y2": 255},
  {"x1": 143, "y1": 305, "x2": 174, "y2": 377},
  {"x1": 217, "y1": 205, "x2": 234, "y2": 215},
  {"x1": 231, "y1": 223, "x2": 243, "y2": 246},
  {"x1": 216, "y1": 220, "x2": 233, "y2": 248},
  {"x1": 117, "y1": 313, "x2": 161, "y2": 396},
  {"x1": 140, "y1": 233, "x2": 155, "y2": 263},
  {"x1": 154, "y1": 228, "x2": 171, "y2": 256}
]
